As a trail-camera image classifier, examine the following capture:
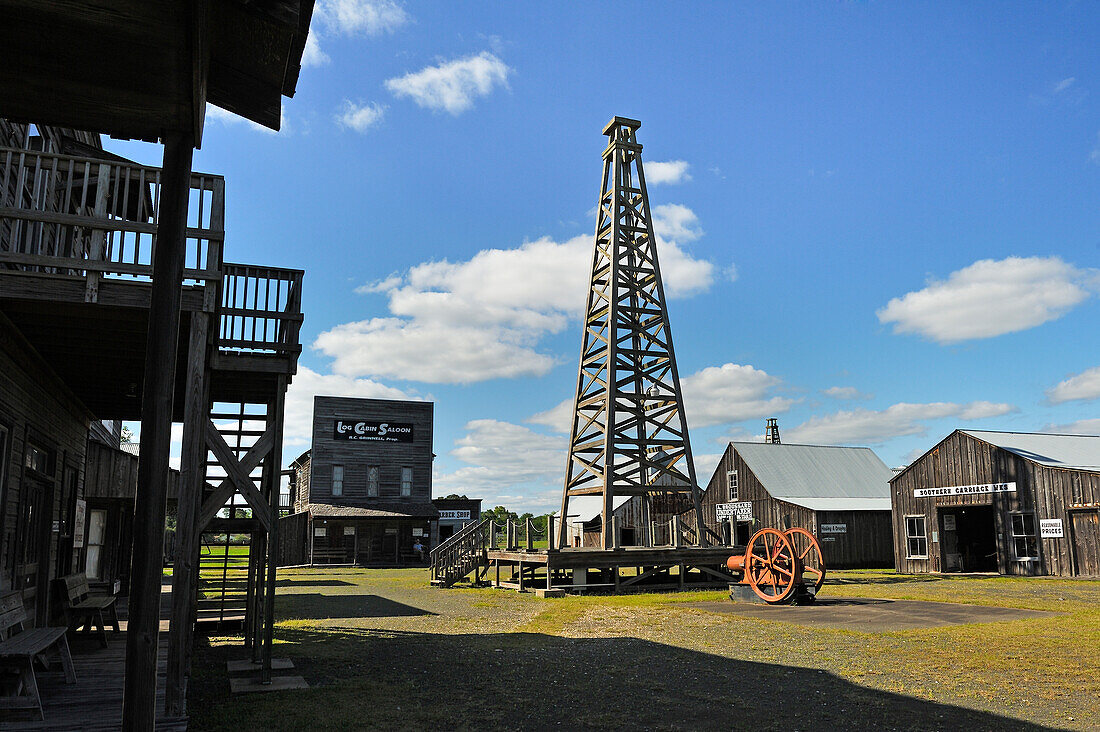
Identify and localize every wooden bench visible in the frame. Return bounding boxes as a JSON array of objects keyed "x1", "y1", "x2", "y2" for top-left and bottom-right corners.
[
  {"x1": 0, "y1": 591, "x2": 76, "y2": 720},
  {"x1": 59, "y1": 574, "x2": 119, "y2": 649}
]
